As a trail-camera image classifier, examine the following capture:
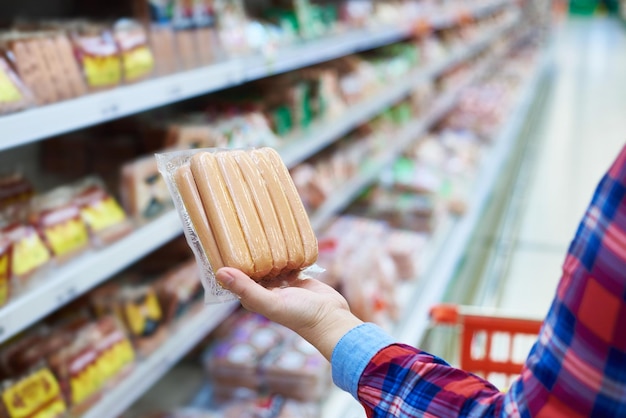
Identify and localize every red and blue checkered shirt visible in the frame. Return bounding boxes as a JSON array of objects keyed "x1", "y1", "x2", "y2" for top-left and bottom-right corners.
[{"x1": 331, "y1": 145, "x2": 626, "y2": 417}]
